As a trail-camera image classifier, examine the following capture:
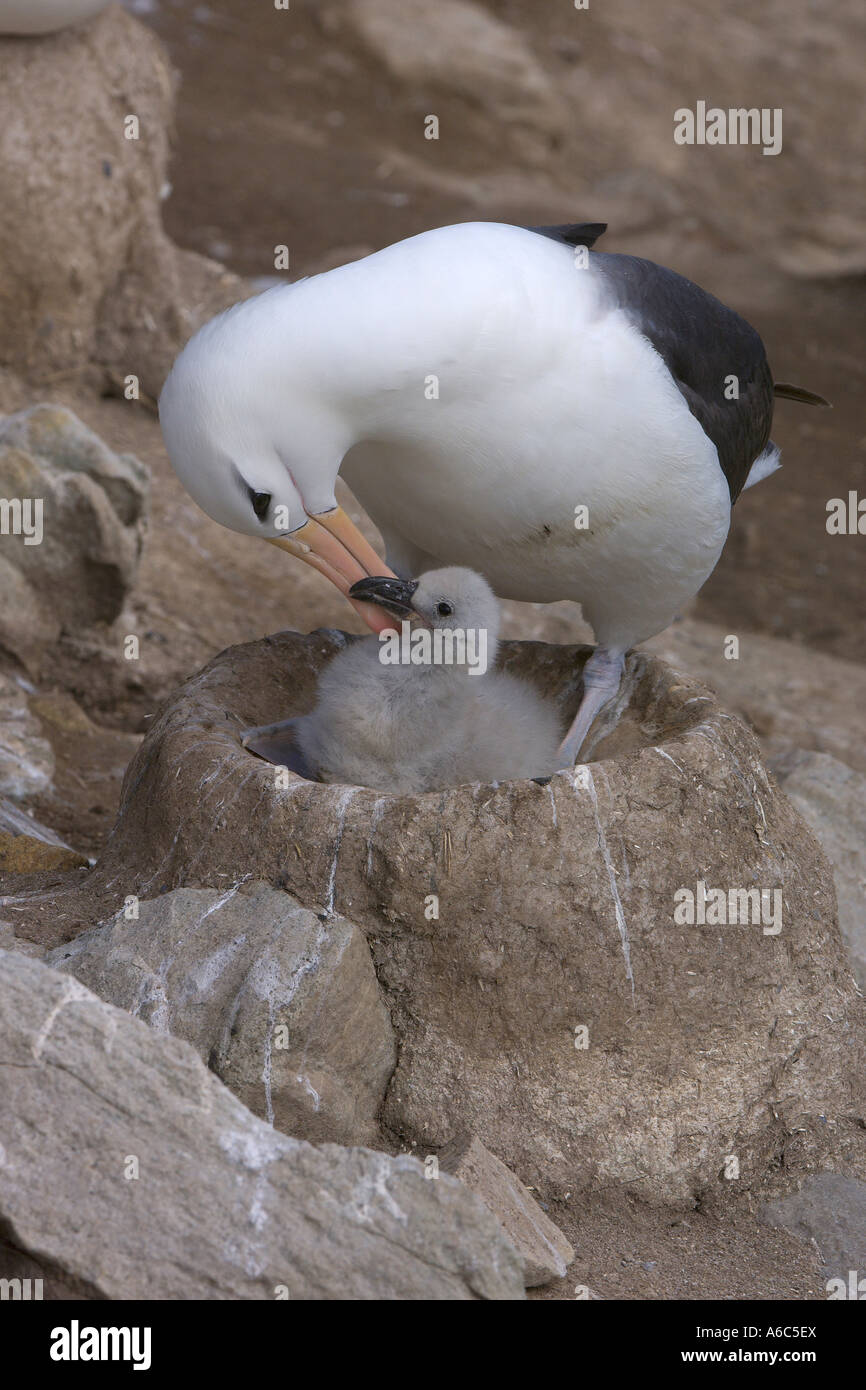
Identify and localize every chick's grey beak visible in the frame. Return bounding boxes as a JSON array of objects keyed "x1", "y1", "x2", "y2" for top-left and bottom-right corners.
[{"x1": 348, "y1": 575, "x2": 419, "y2": 618}]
